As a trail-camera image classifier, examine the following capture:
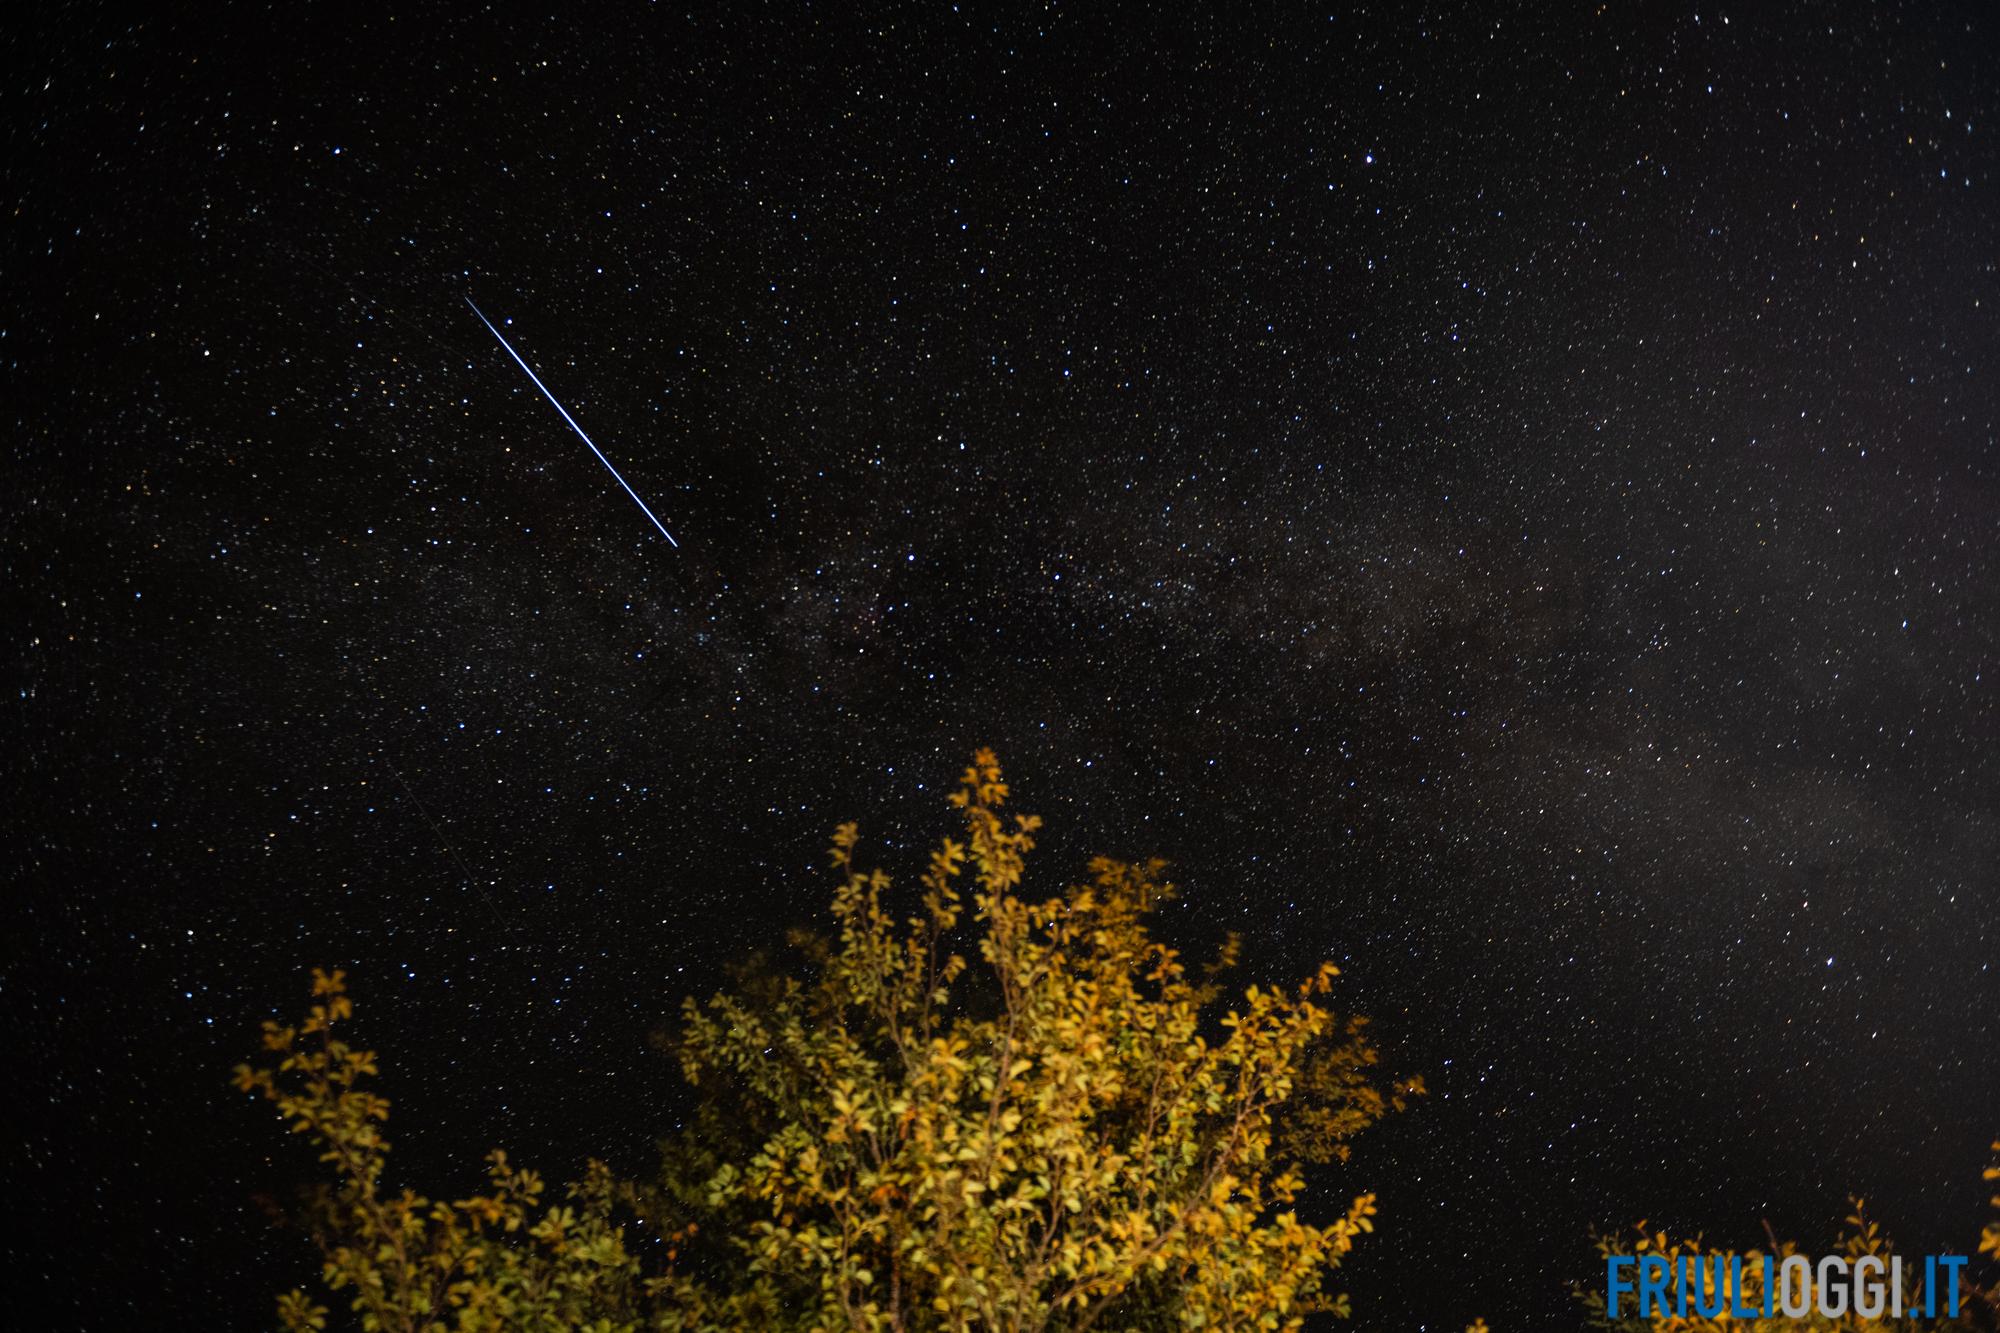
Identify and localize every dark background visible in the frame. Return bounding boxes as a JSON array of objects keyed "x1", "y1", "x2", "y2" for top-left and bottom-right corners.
[{"x1": 8, "y1": 3, "x2": 1998, "y2": 1328}]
